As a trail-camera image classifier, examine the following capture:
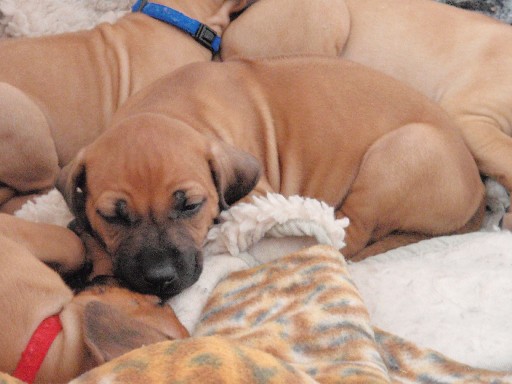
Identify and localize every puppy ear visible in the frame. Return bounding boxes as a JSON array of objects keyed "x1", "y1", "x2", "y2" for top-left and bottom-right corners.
[
  {"x1": 83, "y1": 301, "x2": 170, "y2": 364},
  {"x1": 206, "y1": 0, "x2": 252, "y2": 34},
  {"x1": 231, "y1": 0, "x2": 254, "y2": 13},
  {"x1": 56, "y1": 150, "x2": 87, "y2": 225},
  {"x1": 209, "y1": 141, "x2": 261, "y2": 210}
]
